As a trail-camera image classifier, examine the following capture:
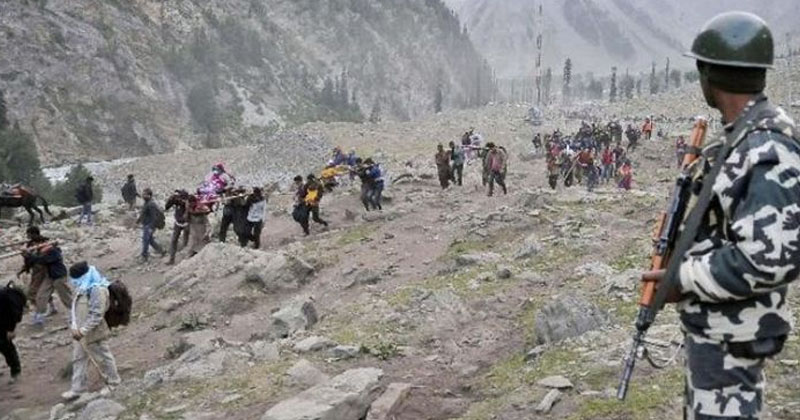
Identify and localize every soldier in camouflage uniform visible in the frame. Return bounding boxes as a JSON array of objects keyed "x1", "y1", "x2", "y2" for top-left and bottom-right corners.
[{"x1": 658, "y1": 12, "x2": 800, "y2": 420}]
